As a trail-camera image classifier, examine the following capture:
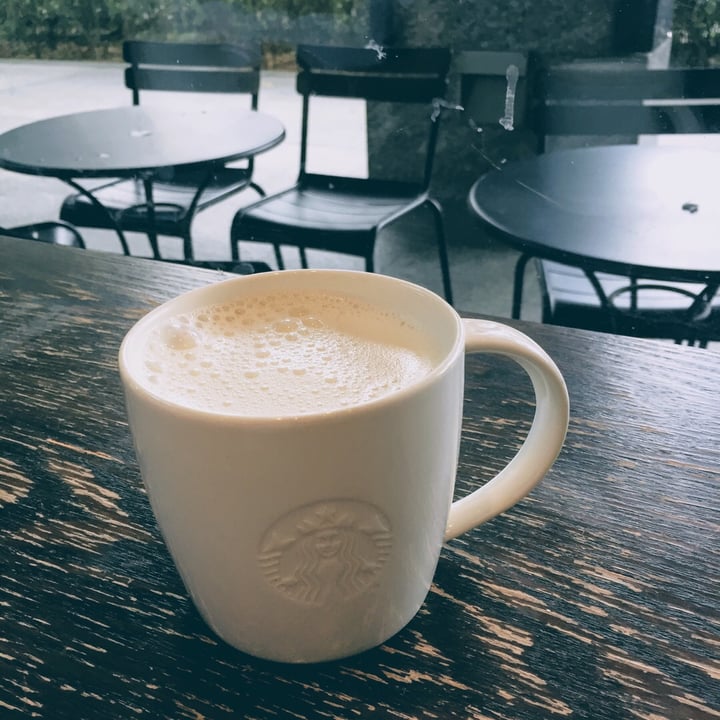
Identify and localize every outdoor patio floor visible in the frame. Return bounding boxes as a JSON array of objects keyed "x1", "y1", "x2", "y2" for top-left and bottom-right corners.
[
  {"x1": 3, "y1": 59, "x2": 718, "y2": 322},
  {"x1": 0, "y1": 58, "x2": 542, "y2": 321}
]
